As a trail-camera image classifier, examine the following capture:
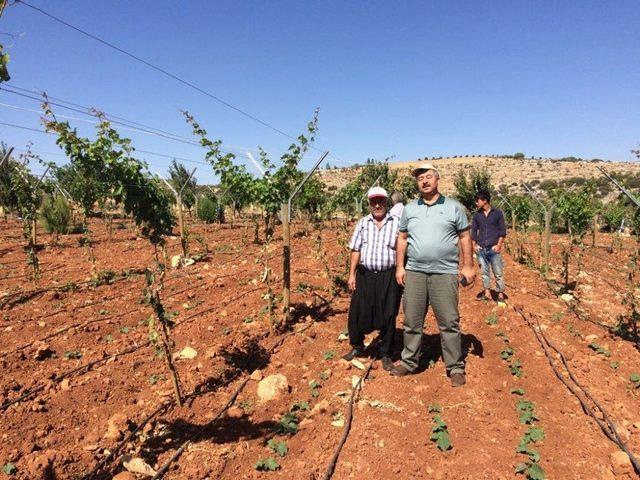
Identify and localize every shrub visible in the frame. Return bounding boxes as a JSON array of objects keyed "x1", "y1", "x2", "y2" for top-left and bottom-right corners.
[
  {"x1": 197, "y1": 196, "x2": 218, "y2": 223},
  {"x1": 40, "y1": 195, "x2": 71, "y2": 240}
]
